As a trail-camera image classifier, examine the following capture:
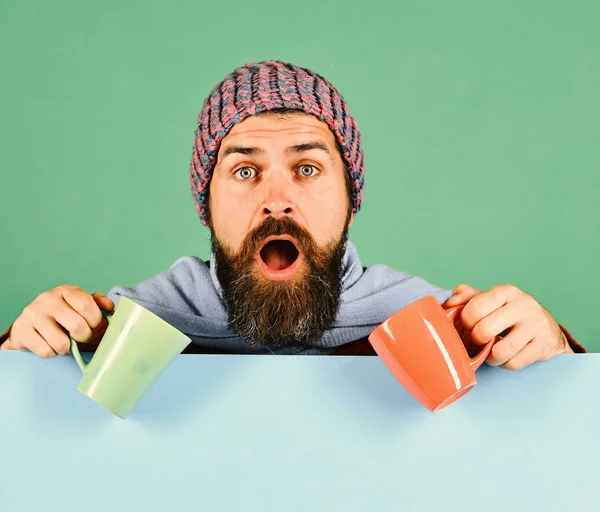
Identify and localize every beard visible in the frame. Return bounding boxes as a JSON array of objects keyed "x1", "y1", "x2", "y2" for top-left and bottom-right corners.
[{"x1": 210, "y1": 216, "x2": 349, "y2": 348}]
